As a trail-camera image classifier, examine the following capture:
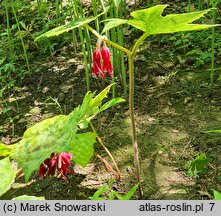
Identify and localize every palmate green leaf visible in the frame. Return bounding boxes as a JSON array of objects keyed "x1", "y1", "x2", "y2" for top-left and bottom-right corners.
[
  {"x1": 0, "y1": 157, "x2": 16, "y2": 196},
  {"x1": 12, "y1": 195, "x2": 45, "y2": 200},
  {"x1": 35, "y1": 13, "x2": 105, "y2": 41},
  {"x1": 77, "y1": 84, "x2": 114, "y2": 129},
  {"x1": 71, "y1": 91, "x2": 96, "y2": 129},
  {"x1": 79, "y1": 85, "x2": 125, "y2": 129},
  {"x1": 102, "y1": 5, "x2": 217, "y2": 35},
  {"x1": 35, "y1": 18, "x2": 94, "y2": 41},
  {"x1": 130, "y1": 5, "x2": 213, "y2": 34}
]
